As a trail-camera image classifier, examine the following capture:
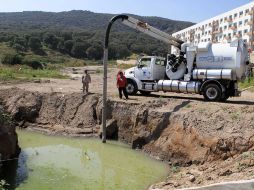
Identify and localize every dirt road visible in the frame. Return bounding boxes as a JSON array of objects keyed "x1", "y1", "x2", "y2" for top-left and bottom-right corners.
[{"x1": 1, "y1": 66, "x2": 253, "y2": 104}]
